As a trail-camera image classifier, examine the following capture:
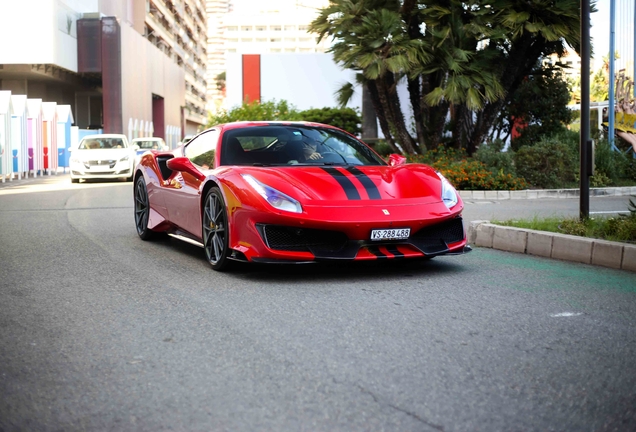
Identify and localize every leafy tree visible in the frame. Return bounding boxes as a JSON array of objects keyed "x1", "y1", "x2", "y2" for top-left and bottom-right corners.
[
  {"x1": 590, "y1": 52, "x2": 619, "y2": 102},
  {"x1": 207, "y1": 99, "x2": 302, "y2": 127},
  {"x1": 311, "y1": 0, "x2": 586, "y2": 155},
  {"x1": 299, "y1": 107, "x2": 361, "y2": 135},
  {"x1": 500, "y1": 69, "x2": 573, "y2": 150},
  {"x1": 215, "y1": 72, "x2": 226, "y2": 94}
]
